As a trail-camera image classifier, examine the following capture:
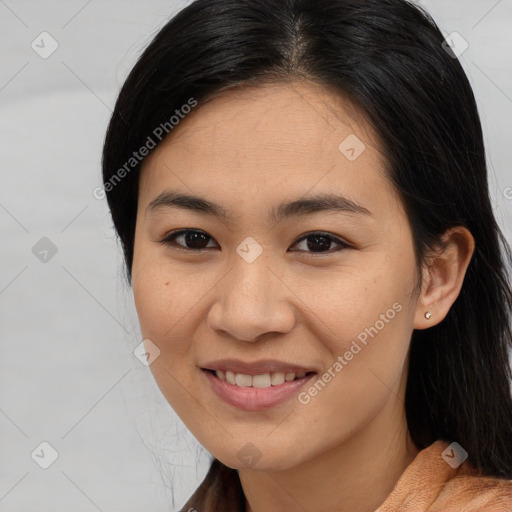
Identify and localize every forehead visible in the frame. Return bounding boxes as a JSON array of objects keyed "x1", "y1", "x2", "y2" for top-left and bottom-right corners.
[
  {"x1": 146, "y1": 80, "x2": 379, "y2": 159},
  {"x1": 138, "y1": 81, "x2": 400, "y2": 219}
]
